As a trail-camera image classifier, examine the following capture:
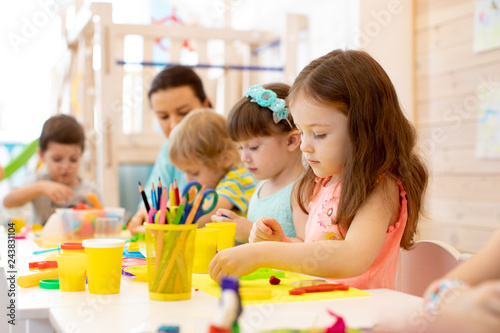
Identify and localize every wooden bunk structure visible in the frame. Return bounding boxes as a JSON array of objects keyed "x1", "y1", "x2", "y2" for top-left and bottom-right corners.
[{"x1": 54, "y1": 1, "x2": 307, "y2": 207}]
